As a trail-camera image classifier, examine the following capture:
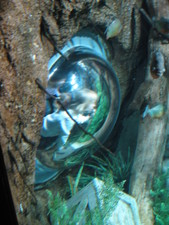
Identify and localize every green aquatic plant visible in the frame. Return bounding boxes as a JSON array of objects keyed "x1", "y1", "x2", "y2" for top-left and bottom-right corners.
[
  {"x1": 65, "y1": 146, "x2": 92, "y2": 167},
  {"x1": 80, "y1": 149, "x2": 132, "y2": 186},
  {"x1": 85, "y1": 173, "x2": 124, "y2": 224},
  {"x1": 150, "y1": 170, "x2": 169, "y2": 225},
  {"x1": 47, "y1": 149, "x2": 129, "y2": 224},
  {"x1": 99, "y1": 172, "x2": 124, "y2": 221},
  {"x1": 63, "y1": 147, "x2": 133, "y2": 187},
  {"x1": 66, "y1": 76, "x2": 109, "y2": 145},
  {"x1": 107, "y1": 149, "x2": 132, "y2": 182},
  {"x1": 46, "y1": 190, "x2": 67, "y2": 224},
  {"x1": 47, "y1": 171, "x2": 124, "y2": 225},
  {"x1": 67, "y1": 162, "x2": 85, "y2": 196},
  {"x1": 79, "y1": 77, "x2": 109, "y2": 143},
  {"x1": 47, "y1": 190, "x2": 84, "y2": 225}
]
